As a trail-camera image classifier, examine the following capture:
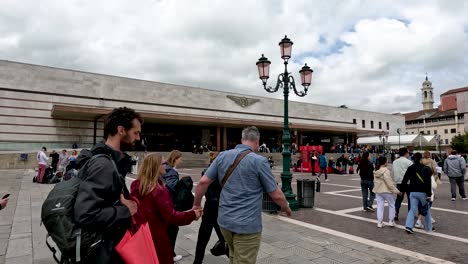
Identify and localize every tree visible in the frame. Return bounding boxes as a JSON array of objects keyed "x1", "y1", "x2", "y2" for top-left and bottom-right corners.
[{"x1": 451, "y1": 132, "x2": 468, "y2": 153}]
